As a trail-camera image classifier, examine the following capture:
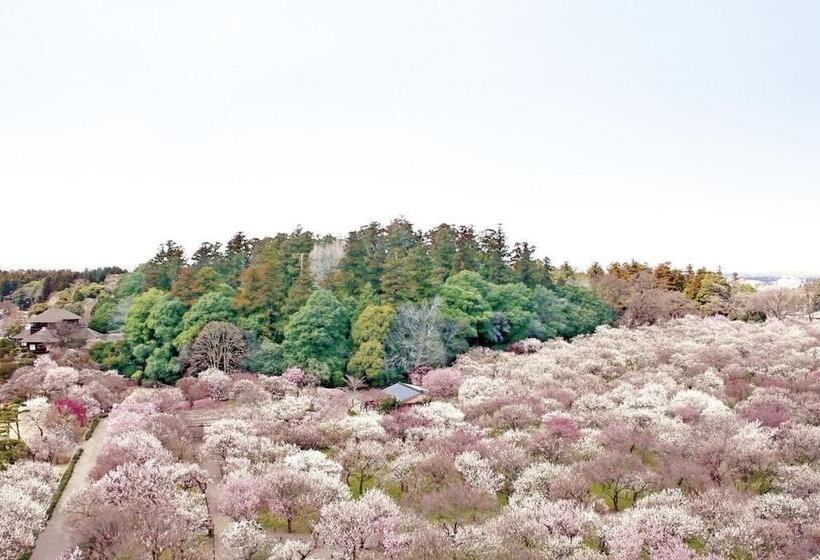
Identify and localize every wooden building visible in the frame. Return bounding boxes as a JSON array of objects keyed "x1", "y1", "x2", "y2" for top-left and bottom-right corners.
[{"x1": 13, "y1": 308, "x2": 98, "y2": 353}]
